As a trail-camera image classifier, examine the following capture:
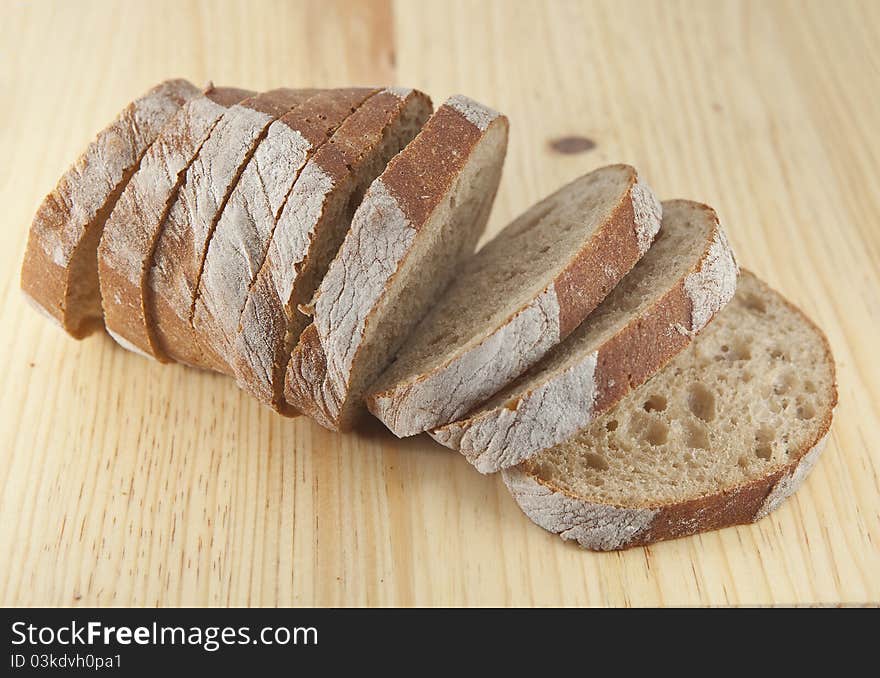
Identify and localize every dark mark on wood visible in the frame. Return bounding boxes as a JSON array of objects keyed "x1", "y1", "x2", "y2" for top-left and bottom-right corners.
[{"x1": 549, "y1": 136, "x2": 596, "y2": 154}]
